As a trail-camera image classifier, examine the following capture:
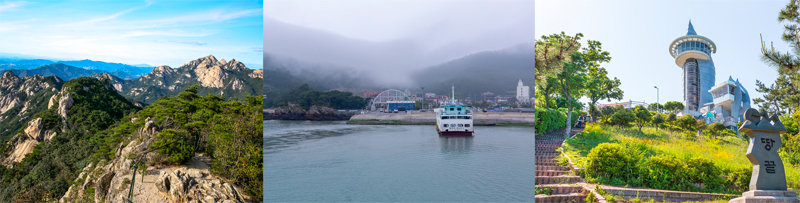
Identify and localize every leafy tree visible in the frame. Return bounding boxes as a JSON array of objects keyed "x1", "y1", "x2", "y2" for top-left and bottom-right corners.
[
  {"x1": 151, "y1": 129, "x2": 195, "y2": 164},
  {"x1": 634, "y1": 105, "x2": 652, "y2": 131},
  {"x1": 648, "y1": 103, "x2": 664, "y2": 113},
  {"x1": 557, "y1": 40, "x2": 611, "y2": 136},
  {"x1": 584, "y1": 65, "x2": 623, "y2": 120},
  {"x1": 677, "y1": 115, "x2": 698, "y2": 131},
  {"x1": 663, "y1": 101, "x2": 684, "y2": 114},
  {"x1": 652, "y1": 113, "x2": 665, "y2": 130},
  {"x1": 667, "y1": 113, "x2": 678, "y2": 123},
  {"x1": 609, "y1": 109, "x2": 635, "y2": 127},
  {"x1": 534, "y1": 32, "x2": 583, "y2": 137},
  {"x1": 758, "y1": 0, "x2": 800, "y2": 115}
]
